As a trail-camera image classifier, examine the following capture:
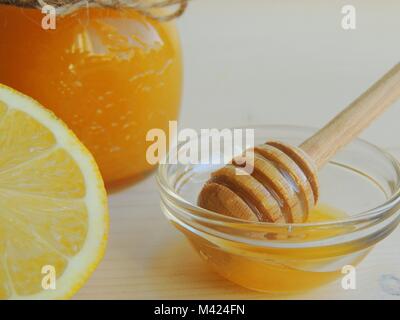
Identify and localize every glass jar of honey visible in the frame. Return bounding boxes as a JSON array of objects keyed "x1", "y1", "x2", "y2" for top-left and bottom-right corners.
[{"x1": 0, "y1": 4, "x2": 182, "y2": 188}]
